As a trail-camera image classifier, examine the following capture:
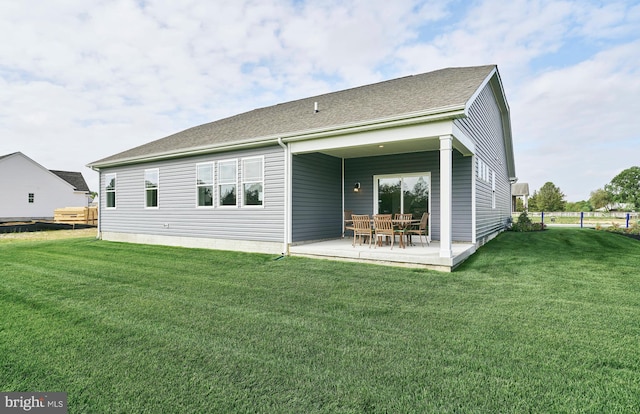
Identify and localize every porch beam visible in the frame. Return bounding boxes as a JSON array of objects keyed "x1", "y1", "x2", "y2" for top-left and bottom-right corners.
[
  {"x1": 451, "y1": 123, "x2": 475, "y2": 156},
  {"x1": 439, "y1": 135, "x2": 453, "y2": 259},
  {"x1": 289, "y1": 121, "x2": 452, "y2": 154}
]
